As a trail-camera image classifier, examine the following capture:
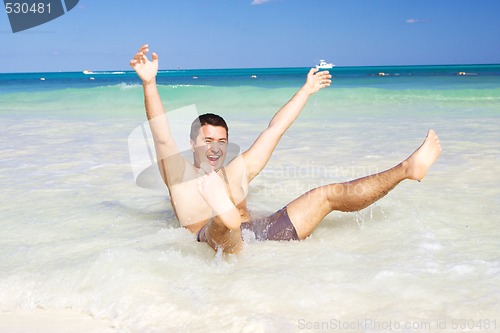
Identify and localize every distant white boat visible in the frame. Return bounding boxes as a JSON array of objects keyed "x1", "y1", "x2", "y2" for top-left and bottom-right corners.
[
  {"x1": 316, "y1": 60, "x2": 334, "y2": 69},
  {"x1": 83, "y1": 69, "x2": 93, "y2": 74}
]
